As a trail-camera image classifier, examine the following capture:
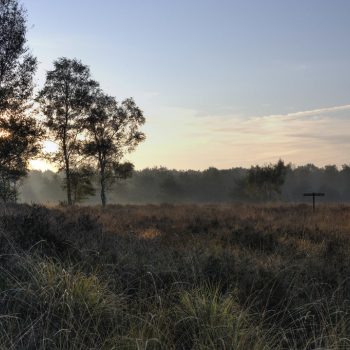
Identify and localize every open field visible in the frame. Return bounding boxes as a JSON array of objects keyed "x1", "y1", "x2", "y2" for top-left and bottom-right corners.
[{"x1": 0, "y1": 203, "x2": 350, "y2": 349}]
